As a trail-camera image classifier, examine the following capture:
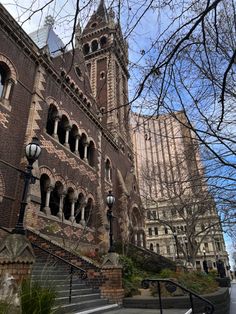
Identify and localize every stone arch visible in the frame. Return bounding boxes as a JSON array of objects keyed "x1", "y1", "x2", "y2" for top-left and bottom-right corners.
[
  {"x1": 39, "y1": 166, "x2": 55, "y2": 186},
  {"x1": 46, "y1": 97, "x2": 60, "y2": 111},
  {"x1": 0, "y1": 54, "x2": 17, "y2": 82},
  {"x1": 65, "y1": 180, "x2": 77, "y2": 194},
  {"x1": 54, "y1": 174, "x2": 66, "y2": 188},
  {"x1": 0, "y1": 171, "x2": 5, "y2": 202}
]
